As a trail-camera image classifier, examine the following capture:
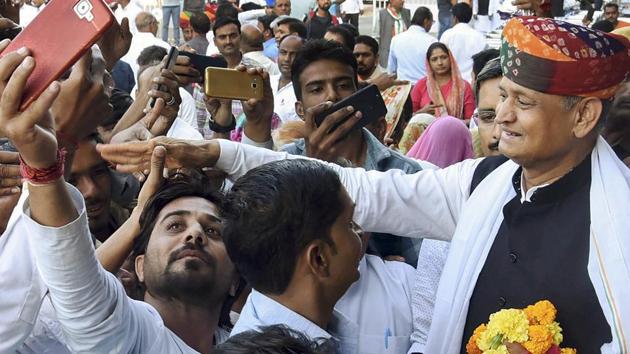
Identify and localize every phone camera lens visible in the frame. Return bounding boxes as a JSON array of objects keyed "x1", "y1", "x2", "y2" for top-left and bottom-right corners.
[{"x1": 252, "y1": 83, "x2": 257, "y2": 88}]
